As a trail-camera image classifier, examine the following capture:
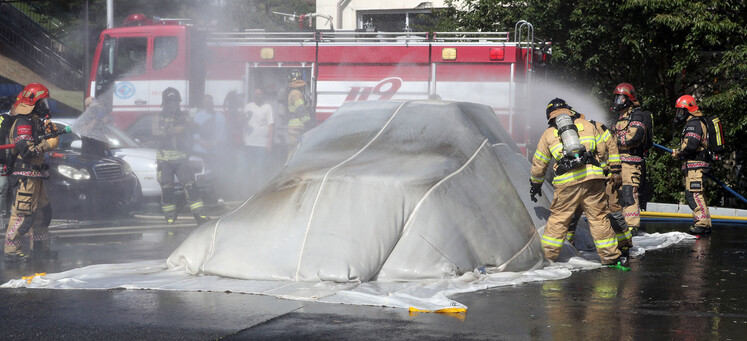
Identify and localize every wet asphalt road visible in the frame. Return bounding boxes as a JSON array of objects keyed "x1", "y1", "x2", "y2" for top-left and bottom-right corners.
[{"x1": 1, "y1": 214, "x2": 746, "y2": 340}]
